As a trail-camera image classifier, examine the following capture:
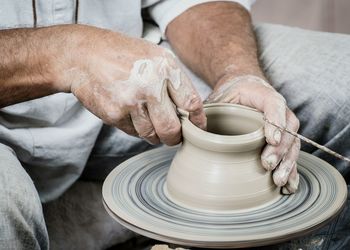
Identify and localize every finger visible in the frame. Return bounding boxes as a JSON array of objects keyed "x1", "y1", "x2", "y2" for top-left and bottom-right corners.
[
  {"x1": 113, "y1": 114, "x2": 138, "y2": 137},
  {"x1": 208, "y1": 81, "x2": 287, "y2": 145},
  {"x1": 273, "y1": 138, "x2": 301, "y2": 187},
  {"x1": 130, "y1": 102, "x2": 160, "y2": 144},
  {"x1": 261, "y1": 109, "x2": 300, "y2": 171},
  {"x1": 205, "y1": 90, "x2": 239, "y2": 104},
  {"x1": 205, "y1": 82, "x2": 240, "y2": 104},
  {"x1": 165, "y1": 65, "x2": 206, "y2": 130},
  {"x1": 147, "y1": 84, "x2": 182, "y2": 146},
  {"x1": 281, "y1": 138, "x2": 301, "y2": 194},
  {"x1": 260, "y1": 91, "x2": 287, "y2": 145},
  {"x1": 282, "y1": 164, "x2": 300, "y2": 194}
]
